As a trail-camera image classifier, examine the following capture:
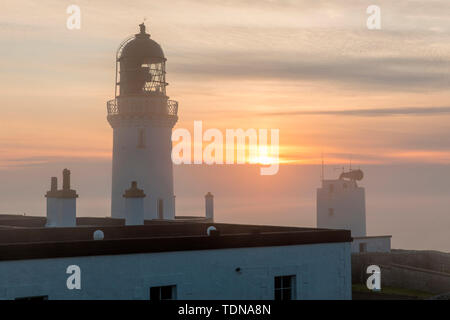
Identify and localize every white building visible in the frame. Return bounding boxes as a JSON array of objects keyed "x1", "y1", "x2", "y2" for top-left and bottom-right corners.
[
  {"x1": 107, "y1": 24, "x2": 178, "y2": 220},
  {"x1": 0, "y1": 218, "x2": 352, "y2": 300},
  {"x1": 317, "y1": 169, "x2": 391, "y2": 253}
]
